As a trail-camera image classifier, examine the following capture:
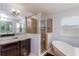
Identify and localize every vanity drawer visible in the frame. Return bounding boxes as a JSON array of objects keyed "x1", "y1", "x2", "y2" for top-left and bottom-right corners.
[{"x1": 1, "y1": 42, "x2": 19, "y2": 49}]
